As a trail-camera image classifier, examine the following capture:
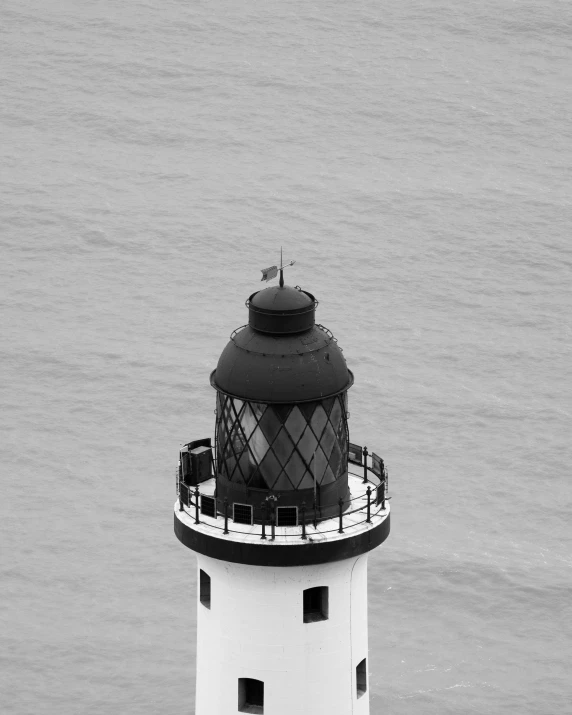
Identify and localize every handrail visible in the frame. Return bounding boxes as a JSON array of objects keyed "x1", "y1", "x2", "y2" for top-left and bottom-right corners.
[
  {"x1": 229, "y1": 324, "x2": 248, "y2": 341},
  {"x1": 176, "y1": 445, "x2": 389, "y2": 541}
]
